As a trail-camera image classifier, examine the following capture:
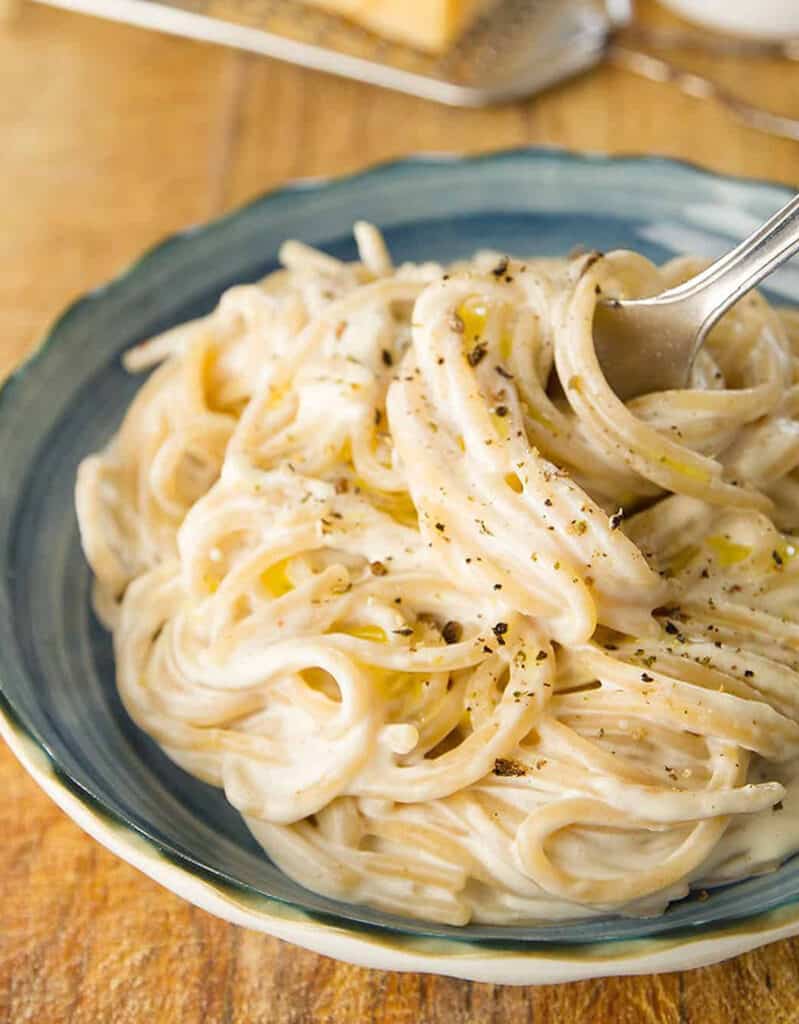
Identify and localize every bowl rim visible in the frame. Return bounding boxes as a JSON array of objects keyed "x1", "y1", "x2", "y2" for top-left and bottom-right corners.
[{"x1": 2, "y1": 146, "x2": 799, "y2": 983}]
